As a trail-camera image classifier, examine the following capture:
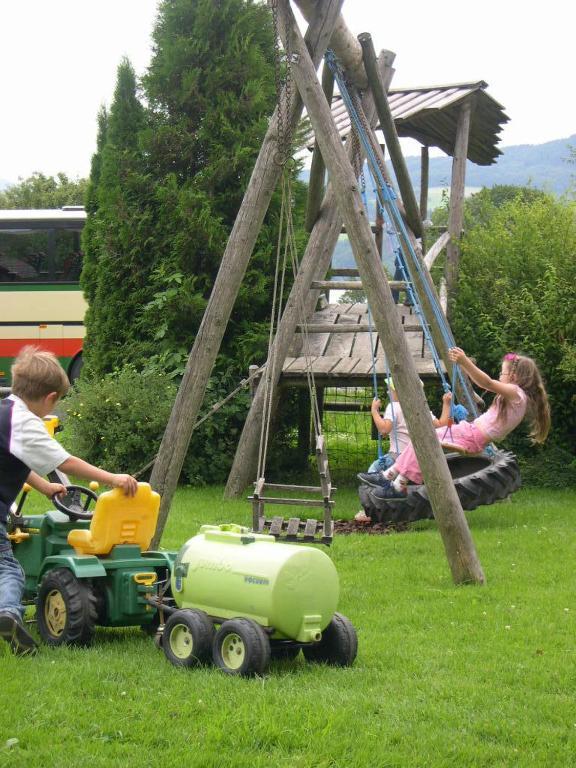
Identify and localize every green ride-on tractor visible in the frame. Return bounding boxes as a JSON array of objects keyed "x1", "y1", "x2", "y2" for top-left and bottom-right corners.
[{"x1": 8, "y1": 481, "x2": 175, "y2": 646}]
